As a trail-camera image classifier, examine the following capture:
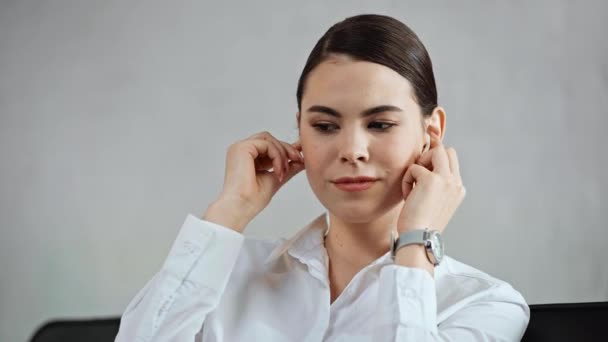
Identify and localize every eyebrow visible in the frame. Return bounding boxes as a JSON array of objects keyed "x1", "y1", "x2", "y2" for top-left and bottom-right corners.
[{"x1": 305, "y1": 105, "x2": 403, "y2": 118}]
